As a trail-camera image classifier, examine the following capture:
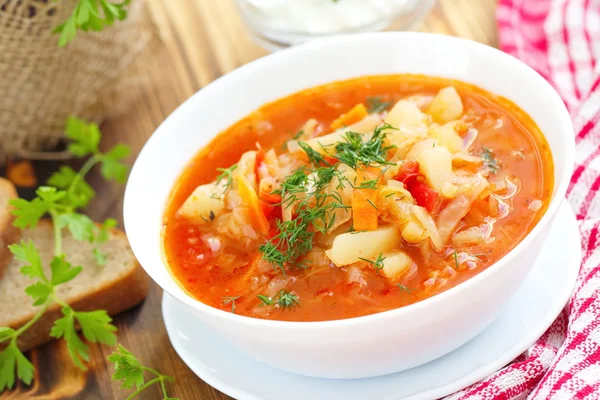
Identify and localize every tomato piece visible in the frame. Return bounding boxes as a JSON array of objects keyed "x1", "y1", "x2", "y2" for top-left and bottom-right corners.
[
  {"x1": 408, "y1": 179, "x2": 441, "y2": 213},
  {"x1": 394, "y1": 160, "x2": 420, "y2": 183},
  {"x1": 259, "y1": 190, "x2": 282, "y2": 204}
]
